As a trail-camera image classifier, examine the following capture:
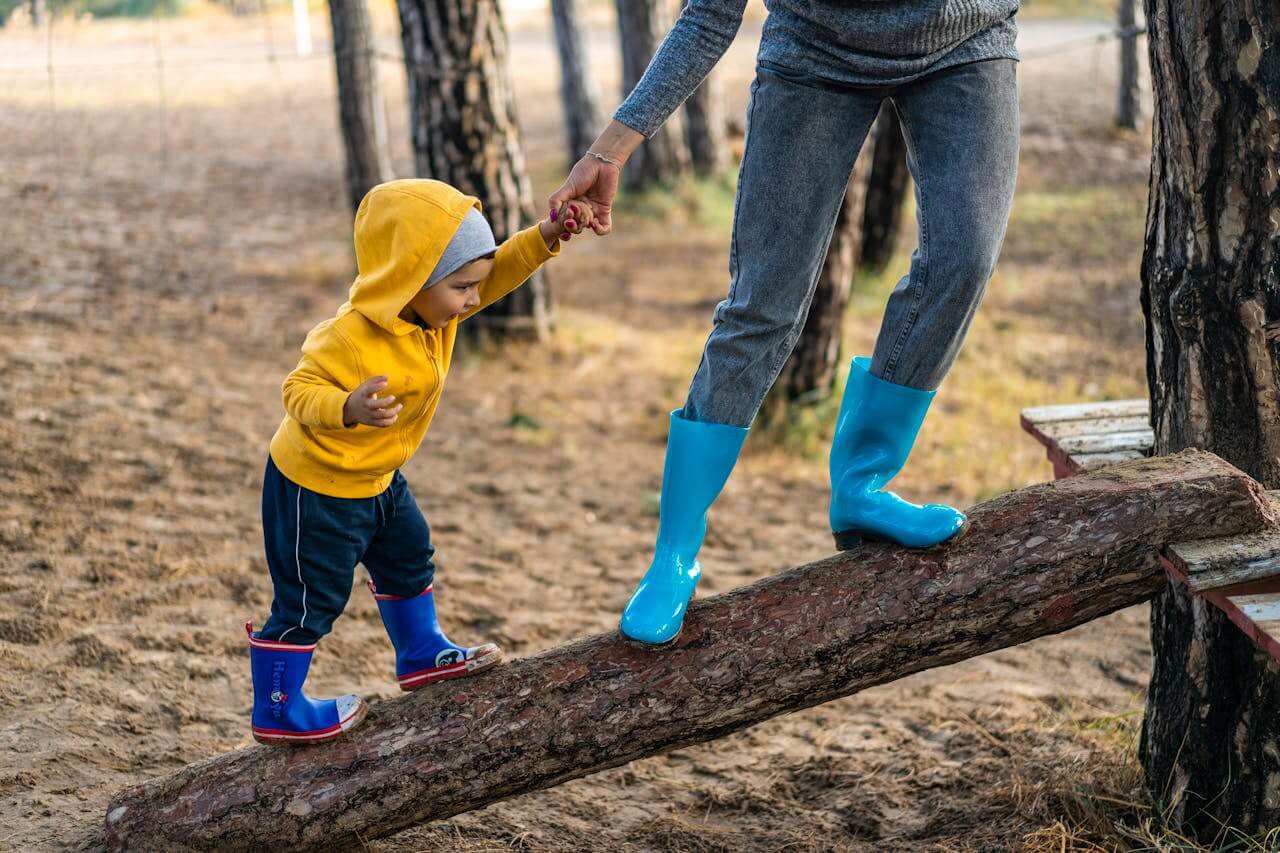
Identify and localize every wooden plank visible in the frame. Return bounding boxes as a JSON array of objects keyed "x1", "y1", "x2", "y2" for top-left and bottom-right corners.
[
  {"x1": 1020, "y1": 399, "x2": 1149, "y2": 426},
  {"x1": 1225, "y1": 593, "x2": 1280, "y2": 660},
  {"x1": 1057, "y1": 430, "x2": 1155, "y2": 455},
  {"x1": 1034, "y1": 414, "x2": 1151, "y2": 441},
  {"x1": 1073, "y1": 449, "x2": 1149, "y2": 471},
  {"x1": 1166, "y1": 528, "x2": 1280, "y2": 592}
]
